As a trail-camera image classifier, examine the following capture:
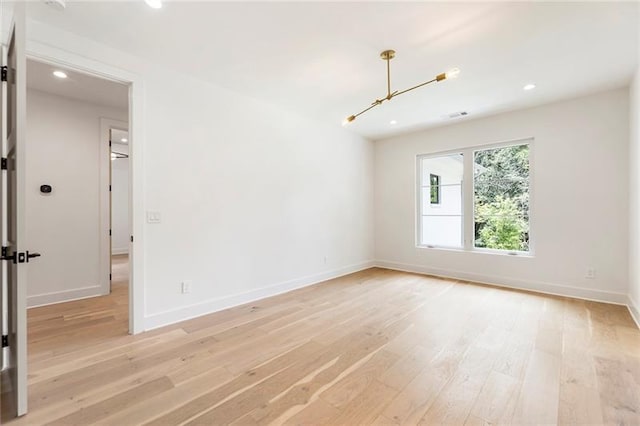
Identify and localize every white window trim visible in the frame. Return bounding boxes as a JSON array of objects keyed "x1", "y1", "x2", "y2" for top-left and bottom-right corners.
[{"x1": 416, "y1": 138, "x2": 535, "y2": 257}]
